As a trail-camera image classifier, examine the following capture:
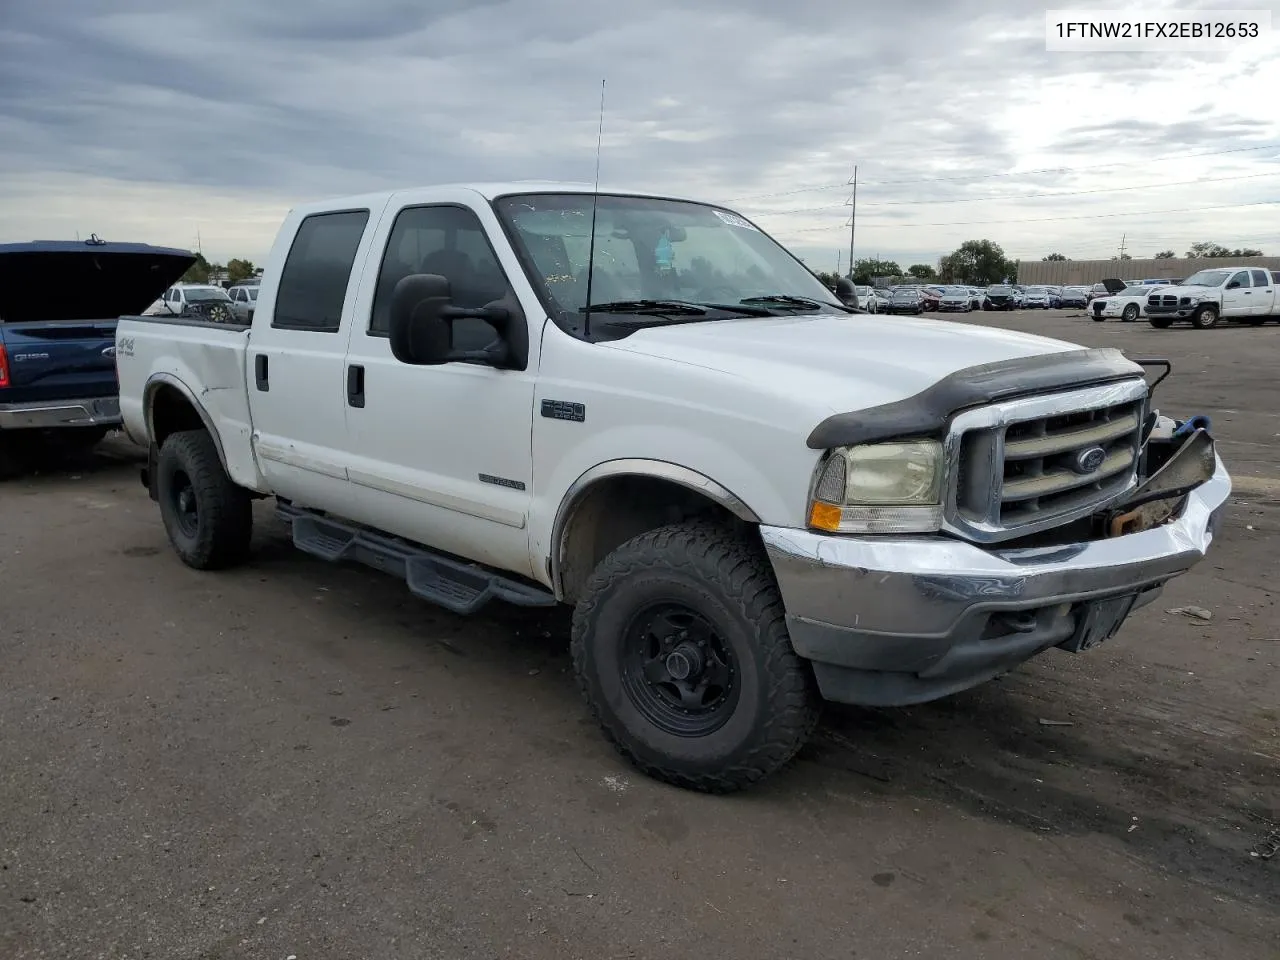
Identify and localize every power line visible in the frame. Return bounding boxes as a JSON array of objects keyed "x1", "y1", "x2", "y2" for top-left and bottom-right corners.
[
  {"x1": 724, "y1": 142, "x2": 1280, "y2": 201},
  {"x1": 787, "y1": 198, "x2": 1280, "y2": 233}
]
